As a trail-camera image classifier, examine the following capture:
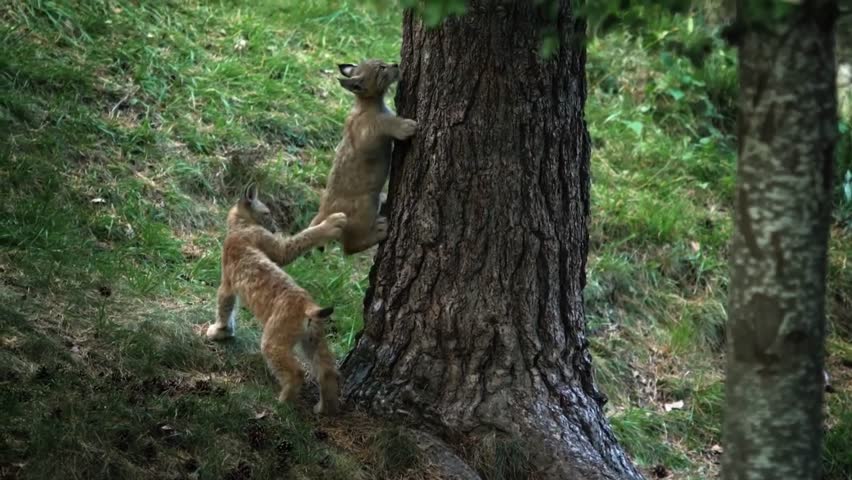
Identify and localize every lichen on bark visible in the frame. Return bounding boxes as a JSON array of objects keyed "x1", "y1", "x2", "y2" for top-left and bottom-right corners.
[{"x1": 723, "y1": 2, "x2": 838, "y2": 479}]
